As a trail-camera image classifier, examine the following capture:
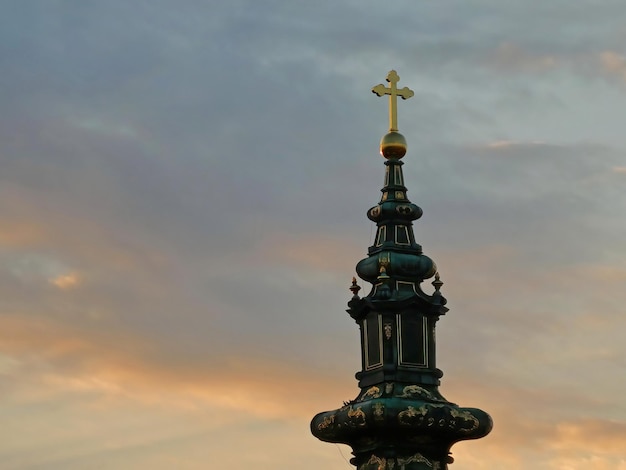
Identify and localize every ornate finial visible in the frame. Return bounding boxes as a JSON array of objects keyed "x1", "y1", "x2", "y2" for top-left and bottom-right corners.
[
  {"x1": 372, "y1": 70, "x2": 414, "y2": 133},
  {"x1": 376, "y1": 265, "x2": 392, "y2": 299},
  {"x1": 378, "y1": 255, "x2": 390, "y2": 273},
  {"x1": 377, "y1": 264, "x2": 390, "y2": 281},
  {"x1": 349, "y1": 276, "x2": 361, "y2": 299},
  {"x1": 432, "y1": 272, "x2": 443, "y2": 294},
  {"x1": 372, "y1": 70, "x2": 414, "y2": 159}
]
